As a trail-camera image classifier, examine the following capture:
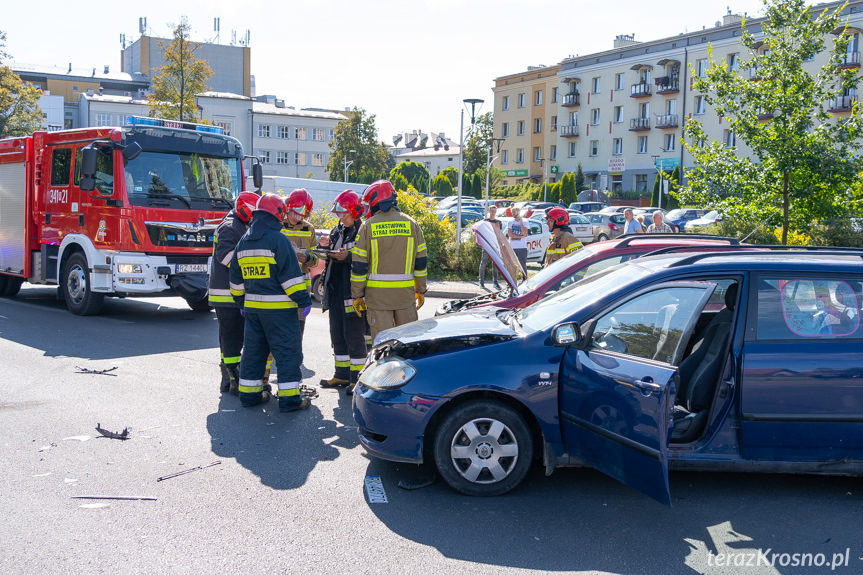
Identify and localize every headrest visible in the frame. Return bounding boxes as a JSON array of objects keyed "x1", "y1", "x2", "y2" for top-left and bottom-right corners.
[{"x1": 724, "y1": 283, "x2": 739, "y2": 311}]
